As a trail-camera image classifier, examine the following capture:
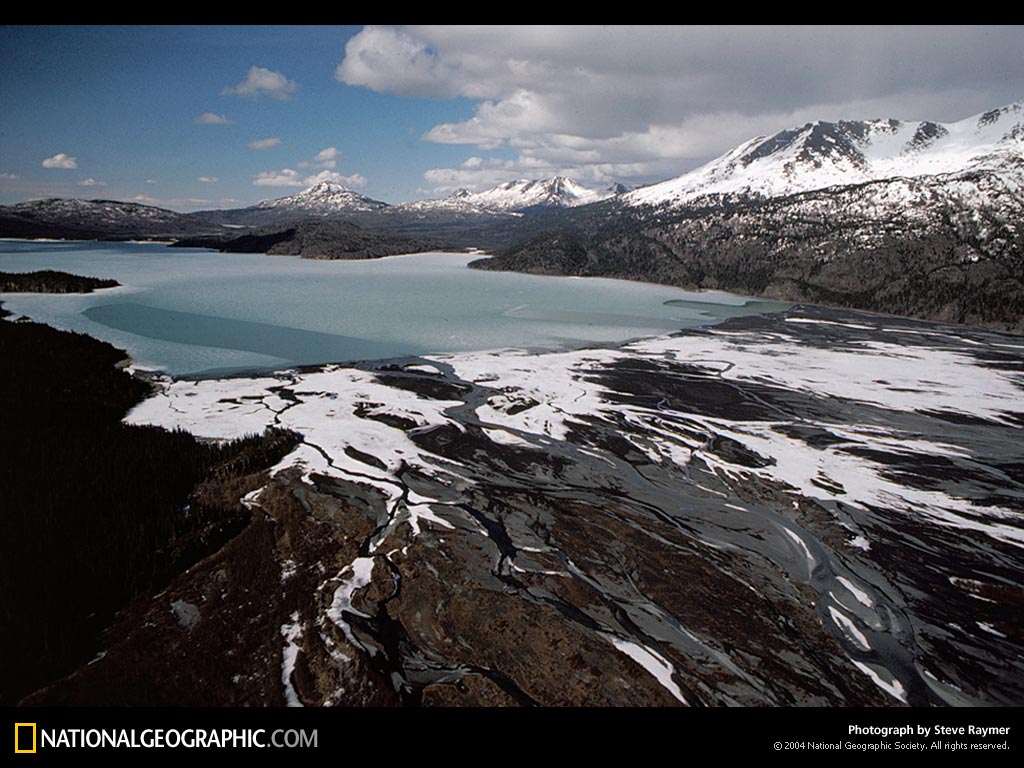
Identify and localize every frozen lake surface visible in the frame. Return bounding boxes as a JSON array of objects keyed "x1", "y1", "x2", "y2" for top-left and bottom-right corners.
[{"x1": 0, "y1": 240, "x2": 789, "y2": 376}]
